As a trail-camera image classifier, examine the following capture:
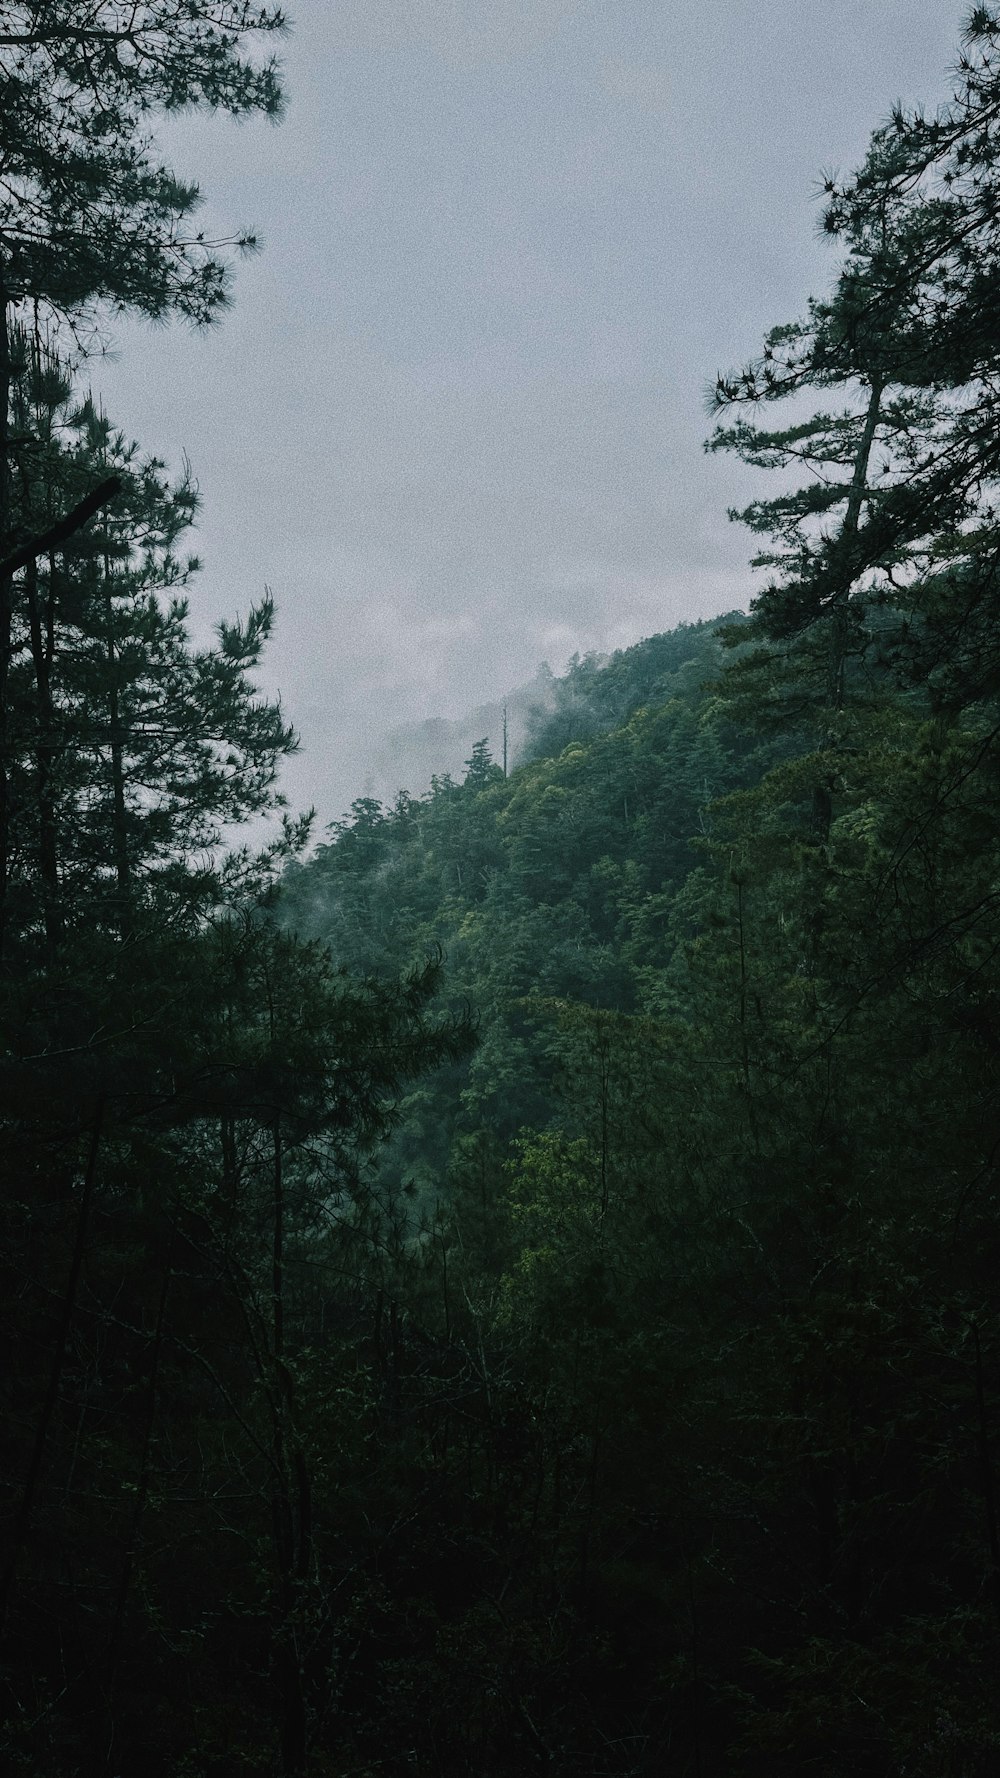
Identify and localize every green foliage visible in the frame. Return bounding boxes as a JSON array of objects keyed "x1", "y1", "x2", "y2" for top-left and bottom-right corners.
[
  {"x1": 267, "y1": 18, "x2": 1000, "y2": 1764},
  {"x1": 0, "y1": 0, "x2": 287, "y2": 329},
  {"x1": 9, "y1": 7, "x2": 1000, "y2": 1775}
]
